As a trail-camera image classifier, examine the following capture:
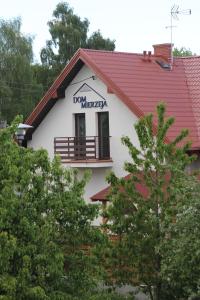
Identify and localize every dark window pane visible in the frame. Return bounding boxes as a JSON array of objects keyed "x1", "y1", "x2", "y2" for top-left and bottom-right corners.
[
  {"x1": 75, "y1": 114, "x2": 86, "y2": 159},
  {"x1": 98, "y1": 112, "x2": 110, "y2": 159}
]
